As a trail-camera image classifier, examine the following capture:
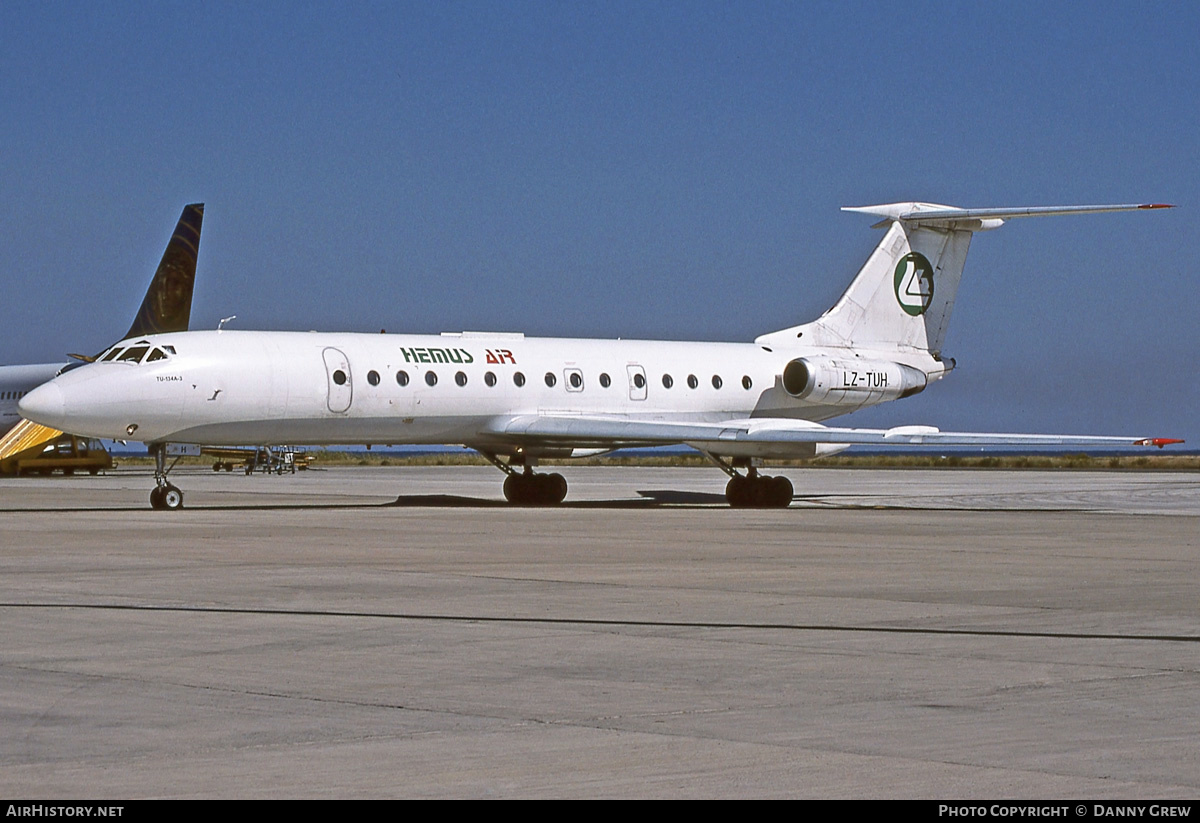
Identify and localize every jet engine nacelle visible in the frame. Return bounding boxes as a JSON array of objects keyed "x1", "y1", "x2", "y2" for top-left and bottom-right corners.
[{"x1": 781, "y1": 357, "x2": 928, "y2": 407}]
